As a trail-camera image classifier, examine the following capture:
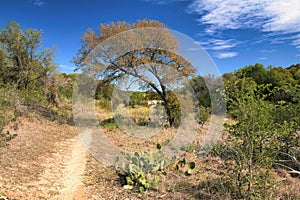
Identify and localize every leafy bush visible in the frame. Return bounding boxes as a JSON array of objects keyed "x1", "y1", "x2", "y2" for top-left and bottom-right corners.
[
  {"x1": 198, "y1": 106, "x2": 210, "y2": 126},
  {"x1": 97, "y1": 97, "x2": 112, "y2": 112},
  {"x1": 0, "y1": 85, "x2": 18, "y2": 141},
  {"x1": 99, "y1": 117, "x2": 118, "y2": 129},
  {"x1": 129, "y1": 106, "x2": 150, "y2": 126},
  {"x1": 223, "y1": 79, "x2": 278, "y2": 199},
  {"x1": 114, "y1": 144, "x2": 167, "y2": 192}
]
